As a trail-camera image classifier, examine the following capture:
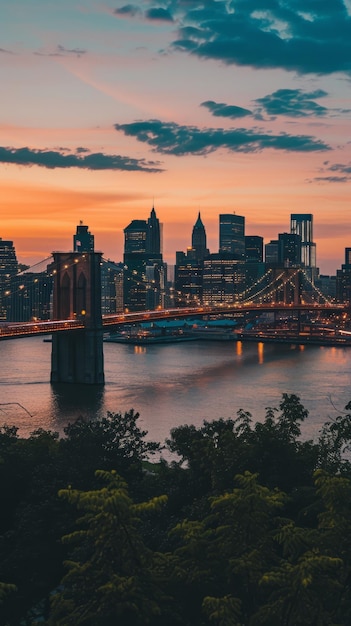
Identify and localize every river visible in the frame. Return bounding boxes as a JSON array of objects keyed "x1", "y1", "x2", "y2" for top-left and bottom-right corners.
[{"x1": 0, "y1": 336, "x2": 351, "y2": 448}]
